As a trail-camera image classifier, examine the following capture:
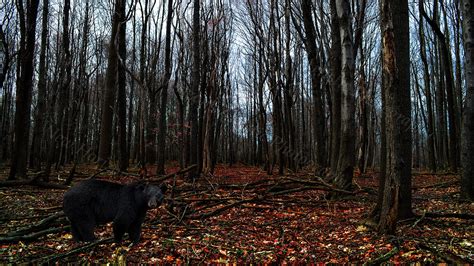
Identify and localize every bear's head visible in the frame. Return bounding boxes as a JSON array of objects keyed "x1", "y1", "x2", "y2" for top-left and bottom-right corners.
[{"x1": 136, "y1": 183, "x2": 167, "y2": 208}]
